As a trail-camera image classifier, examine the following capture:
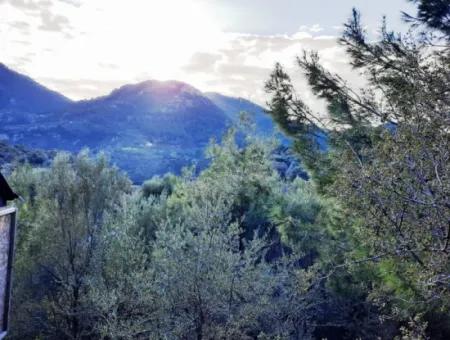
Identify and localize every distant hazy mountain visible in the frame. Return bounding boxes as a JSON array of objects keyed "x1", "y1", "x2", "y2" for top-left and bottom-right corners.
[
  {"x1": 0, "y1": 64, "x2": 282, "y2": 182},
  {"x1": 205, "y1": 92, "x2": 273, "y2": 134},
  {"x1": 0, "y1": 63, "x2": 72, "y2": 125}
]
